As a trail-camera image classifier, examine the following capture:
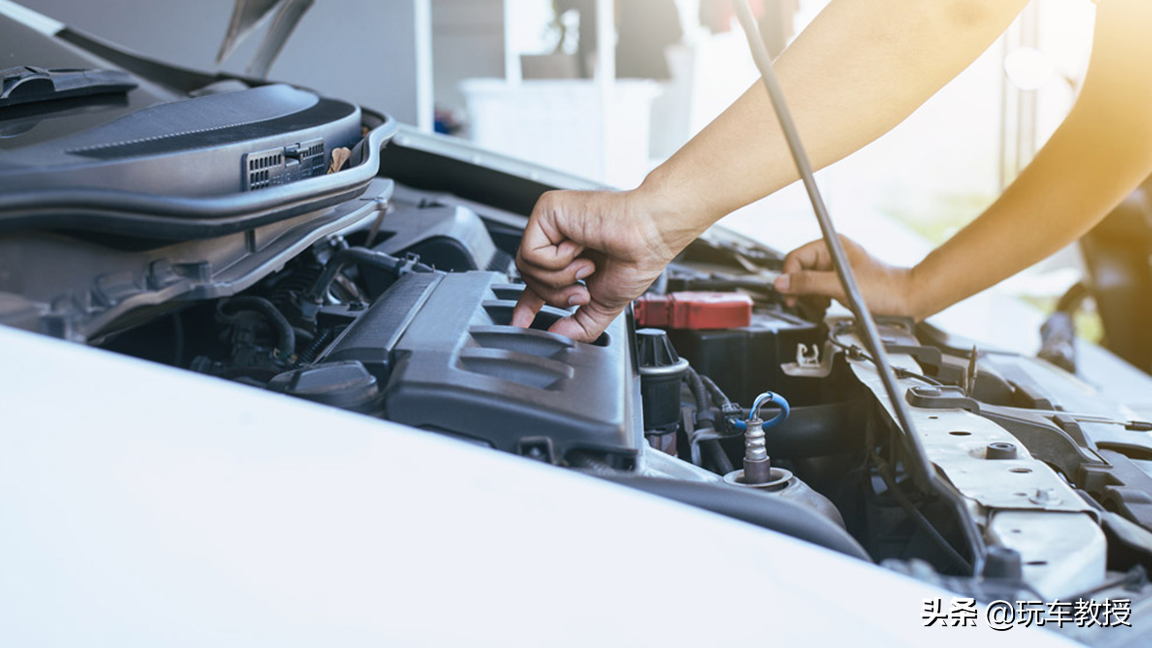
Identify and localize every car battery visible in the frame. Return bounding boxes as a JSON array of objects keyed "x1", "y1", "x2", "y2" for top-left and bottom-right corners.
[{"x1": 666, "y1": 311, "x2": 824, "y2": 406}]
